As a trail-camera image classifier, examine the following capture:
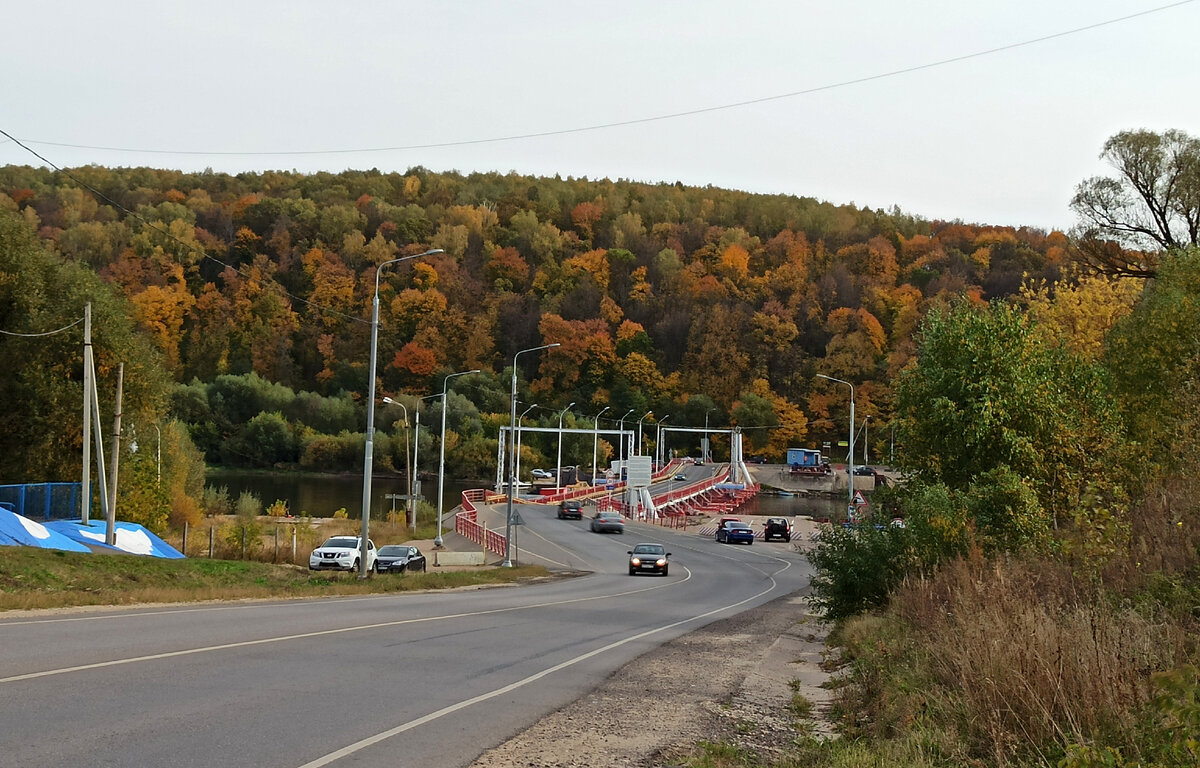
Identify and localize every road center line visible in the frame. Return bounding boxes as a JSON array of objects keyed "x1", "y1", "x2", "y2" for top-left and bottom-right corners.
[
  {"x1": 294, "y1": 566, "x2": 787, "y2": 768},
  {"x1": 0, "y1": 571, "x2": 692, "y2": 685}
]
